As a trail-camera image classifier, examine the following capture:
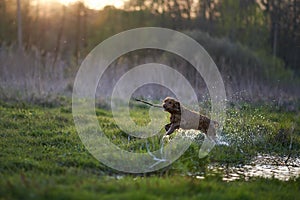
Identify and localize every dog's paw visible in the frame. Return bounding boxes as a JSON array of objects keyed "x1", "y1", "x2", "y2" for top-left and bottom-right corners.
[{"x1": 162, "y1": 135, "x2": 170, "y2": 143}]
